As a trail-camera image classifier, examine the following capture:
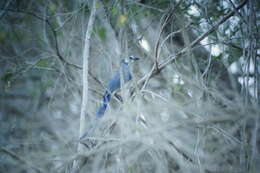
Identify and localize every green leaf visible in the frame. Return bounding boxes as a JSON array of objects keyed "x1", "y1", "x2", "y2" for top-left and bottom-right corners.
[
  {"x1": 119, "y1": 15, "x2": 128, "y2": 24},
  {"x1": 35, "y1": 58, "x2": 50, "y2": 68},
  {"x1": 42, "y1": 80, "x2": 53, "y2": 89},
  {"x1": 1, "y1": 73, "x2": 13, "y2": 82},
  {"x1": 49, "y1": 3, "x2": 56, "y2": 14},
  {"x1": 213, "y1": 53, "x2": 222, "y2": 60},
  {"x1": 96, "y1": 1, "x2": 101, "y2": 8},
  {"x1": 0, "y1": 31, "x2": 6, "y2": 42},
  {"x1": 231, "y1": 48, "x2": 242, "y2": 59},
  {"x1": 112, "y1": 7, "x2": 118, "y2": 16},
  {"x1": 97, "y1": 27, "x2": 107, "y2": 41}
]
